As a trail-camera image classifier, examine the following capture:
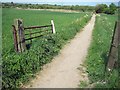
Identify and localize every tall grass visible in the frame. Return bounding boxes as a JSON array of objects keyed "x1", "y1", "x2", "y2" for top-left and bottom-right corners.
[
  {"x1": 85, "y1": 14, "x2": 118, "y2": 88},
  {"x1": 2, "y1": 8, "x2": 92, "y2": 88},
  {"x1": 2, "y1": 8, "x2": 88, "y2": 54}
]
